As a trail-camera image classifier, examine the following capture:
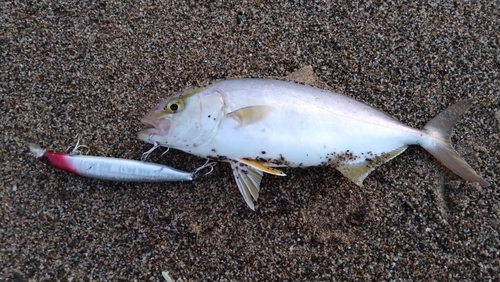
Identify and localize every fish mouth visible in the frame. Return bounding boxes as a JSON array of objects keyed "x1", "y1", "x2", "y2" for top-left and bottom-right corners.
[{"x1": 137, "y1": 118, "x2": 171, "y2": 143}]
